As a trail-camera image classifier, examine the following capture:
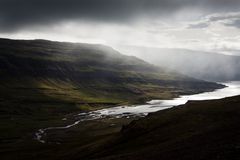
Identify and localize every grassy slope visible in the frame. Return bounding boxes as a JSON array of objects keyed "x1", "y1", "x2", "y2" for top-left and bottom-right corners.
[
  {"x1": 0, "y1": 38, "x2": 223, "y2": 110},
  {"x1": 0, "y1": 38, "x2": 224, "y2": 159},
  {"x1": 3, "y1": 96, "x2": 240, "y2": 160},
  {"x1": 83, "y1": 95, "x2": 240, "y2": 160}
]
